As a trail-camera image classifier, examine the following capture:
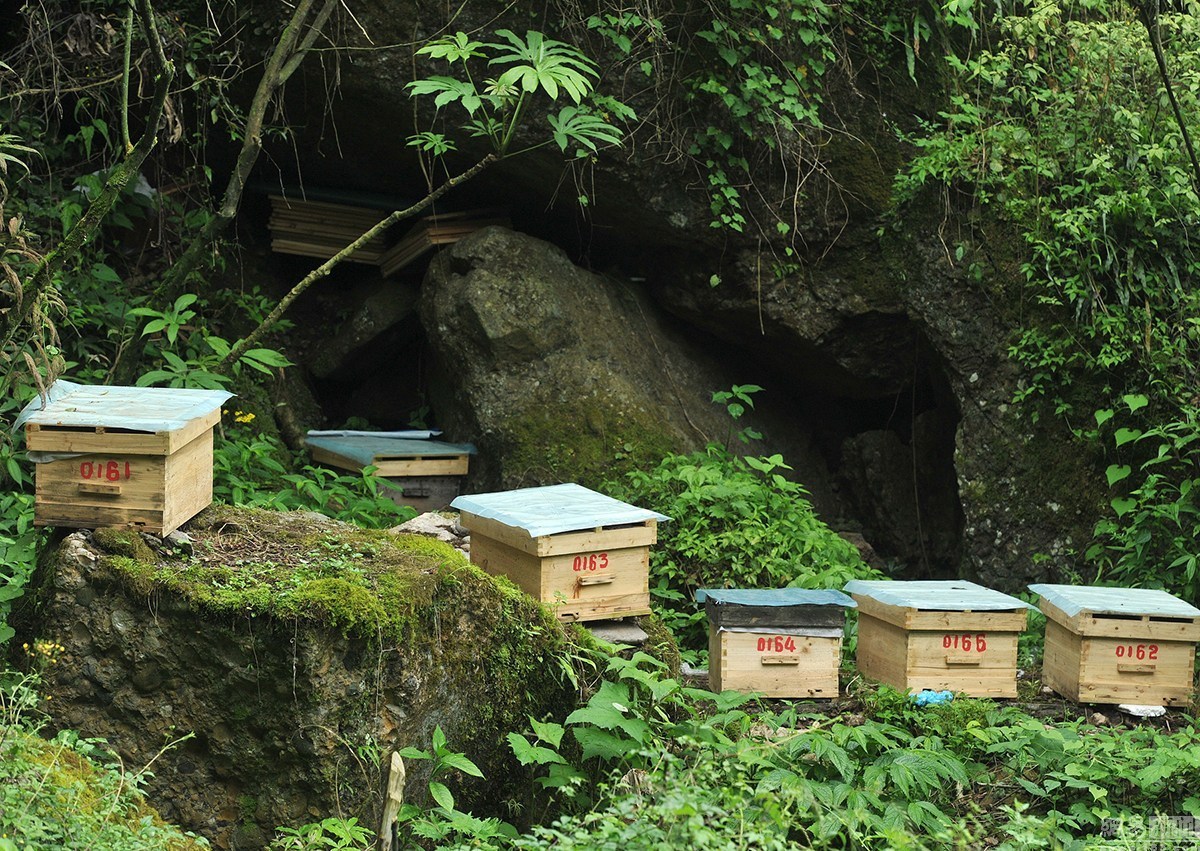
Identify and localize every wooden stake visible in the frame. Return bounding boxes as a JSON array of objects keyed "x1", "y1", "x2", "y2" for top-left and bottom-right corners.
[{"x1": 377, "y1": 751, "x2": 406, "y2": 851}]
